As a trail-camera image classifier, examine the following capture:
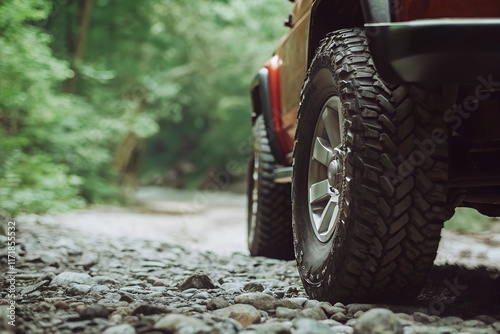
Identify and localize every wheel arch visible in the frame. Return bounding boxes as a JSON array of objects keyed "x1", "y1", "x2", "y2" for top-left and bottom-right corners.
[
  {"x1": 307, "y1": 0, "x2": 390, "y2": 66},
  {"x1": 250, "y1": 64, "x2": 287, "y2": 164}
]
